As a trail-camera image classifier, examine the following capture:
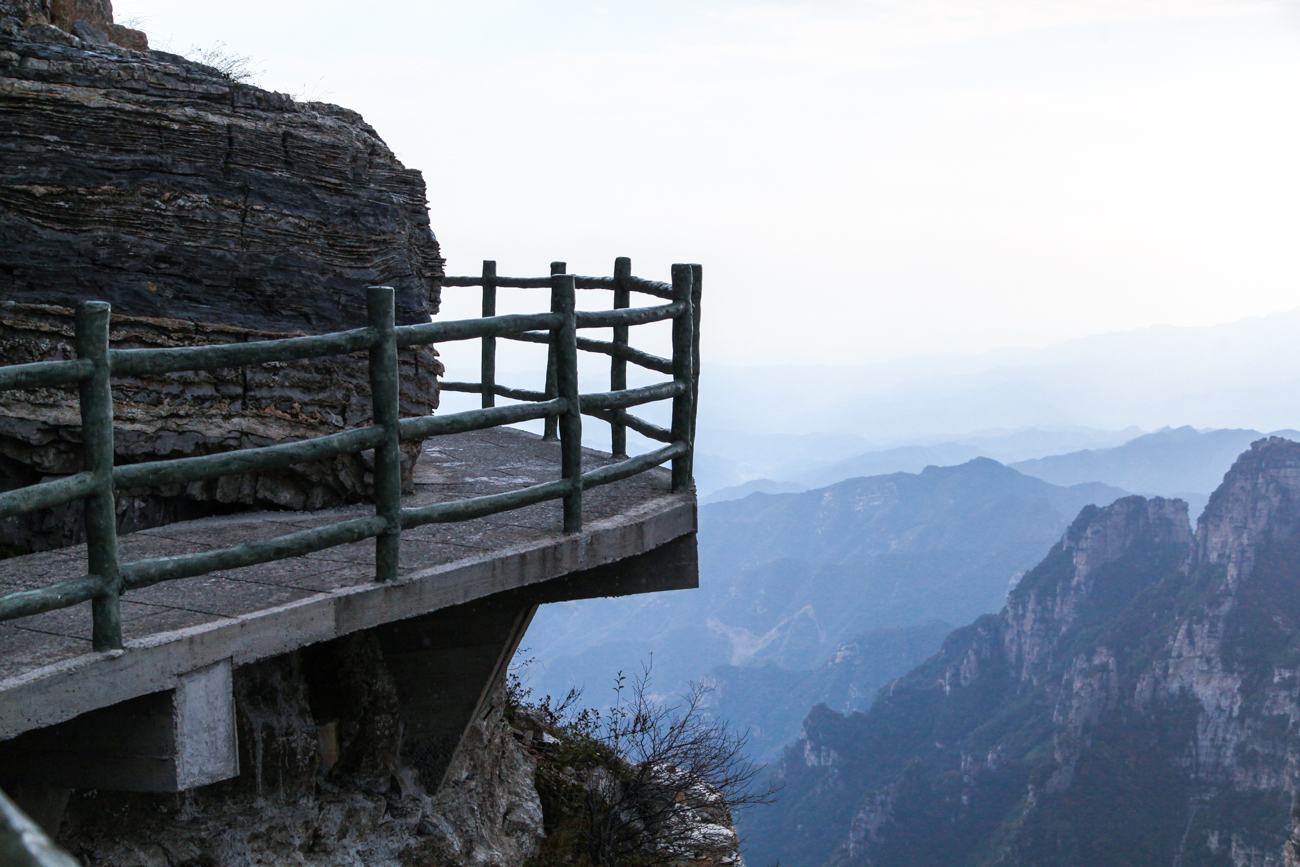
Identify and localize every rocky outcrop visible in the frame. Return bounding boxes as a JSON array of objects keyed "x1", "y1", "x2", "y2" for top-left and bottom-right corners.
[
  {"x1": 0, "y1": 301, "x2": 440, "y2": 552},
  {"x1": 747, "y1": 438, "x2": 1300, "y2": 867},
  {"x1": 0, "y1": 13, "x2": 447, "y2": 548},
  {"x1": 0, "y1": 11, "x2": 442, "y2": 332}
]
